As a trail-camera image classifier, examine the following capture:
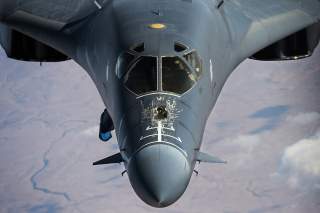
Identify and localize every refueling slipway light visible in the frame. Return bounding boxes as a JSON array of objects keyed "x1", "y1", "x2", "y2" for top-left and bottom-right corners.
[{"x1": 149, "y1": 23, "x2": 166, "y2": 30}]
